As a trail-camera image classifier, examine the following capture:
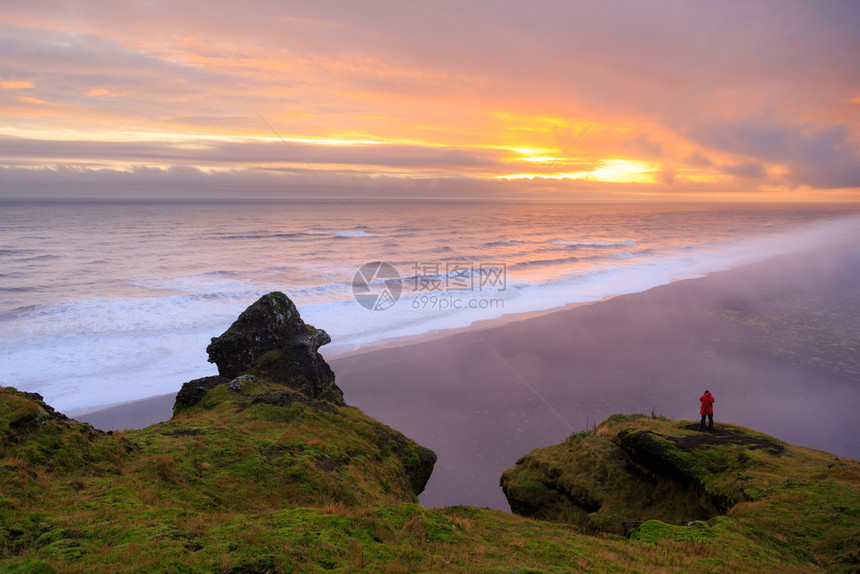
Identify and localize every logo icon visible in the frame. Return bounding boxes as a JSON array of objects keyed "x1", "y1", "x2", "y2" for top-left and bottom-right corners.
[{"x1": 352, "y1": 261, "x2": 402, "y2": 311}]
